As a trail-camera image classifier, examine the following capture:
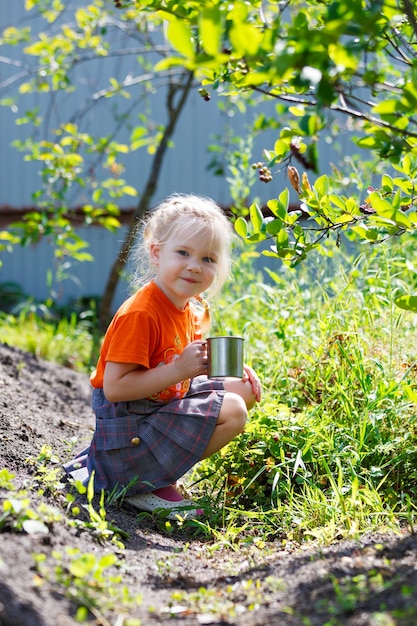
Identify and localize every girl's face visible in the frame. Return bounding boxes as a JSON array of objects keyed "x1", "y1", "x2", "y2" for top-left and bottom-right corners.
[{"x1": 150, "y1": 226, "x2": 218, "y2": 309}]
